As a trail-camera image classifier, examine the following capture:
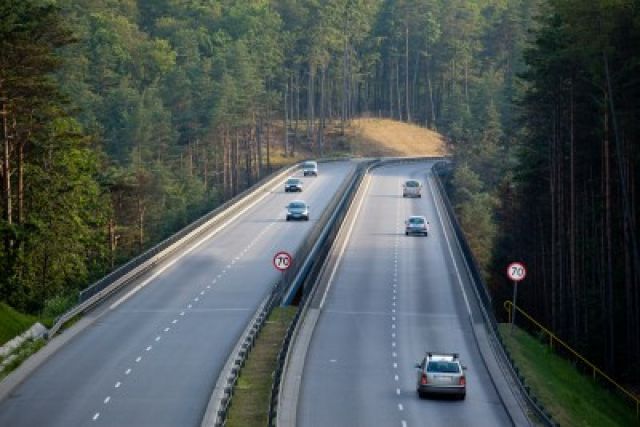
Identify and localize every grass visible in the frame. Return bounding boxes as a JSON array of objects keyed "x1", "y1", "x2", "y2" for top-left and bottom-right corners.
[
  {"x1": 226, "y1": 306, "x2": 298, "y2": 427},
  {"x1": 0, "y1": 303, "x2": 38, "y2": 346},
  {"x1": 498, "y1": 324, "x2": 639, "y2": 426},
  {"x1": 0, "y1": 338, "x2": 46, "y2": 381}
]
